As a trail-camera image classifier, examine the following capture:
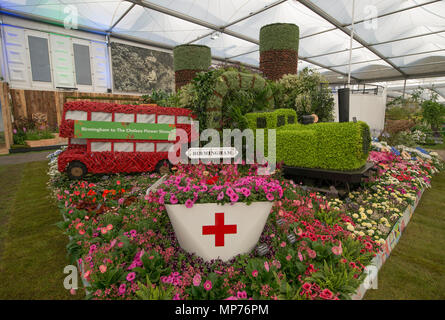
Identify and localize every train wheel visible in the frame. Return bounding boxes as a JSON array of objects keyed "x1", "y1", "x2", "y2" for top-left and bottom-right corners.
[
  {"x1": 67, "y1": 161, "x2": 87, "y2": 180},
  {"x1": 155, "y1": 159, "x2": 171, "y2": 175}
]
